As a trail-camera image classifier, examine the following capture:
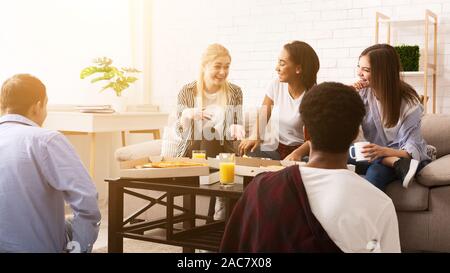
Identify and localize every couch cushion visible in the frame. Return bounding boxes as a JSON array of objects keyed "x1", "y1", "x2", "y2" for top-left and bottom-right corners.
[
  {"x1": 421, "y1": 114, "x2": 450, "y2": 158},
  {"x1": 416, "y1": 155, "x2": 450, "y2": 187},
  {"x1": 115, "y1": 139, "x2": 162, "y2": 162},
  {"x1": 385, "y1": 180, "x2": 429, "y2": 211}
]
